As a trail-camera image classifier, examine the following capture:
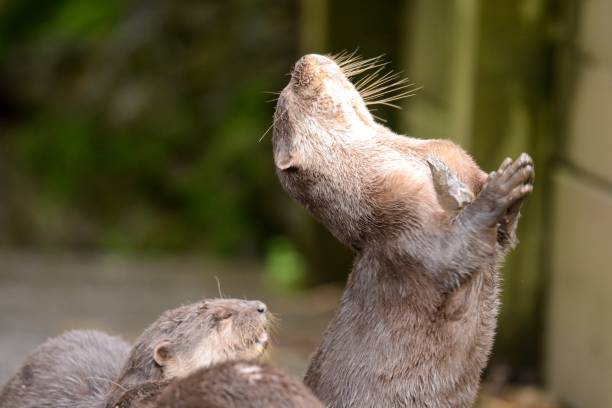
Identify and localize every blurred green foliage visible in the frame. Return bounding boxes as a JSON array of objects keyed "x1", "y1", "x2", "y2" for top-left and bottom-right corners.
[
  {"x1": 0, "y1": 0, "x2": 298, "y2": 254},
  {"x1": 264, "y1": 236, "x2": 307, "y2": 290}
]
